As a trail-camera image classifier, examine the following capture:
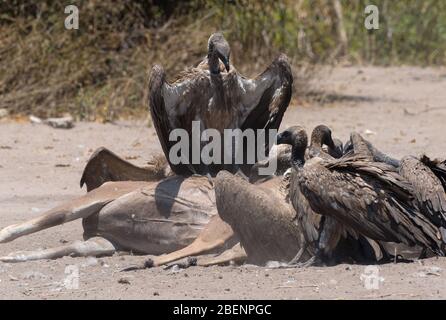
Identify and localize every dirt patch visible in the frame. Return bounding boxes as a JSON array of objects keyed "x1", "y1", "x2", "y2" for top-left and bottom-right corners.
[{"x1": 1, "y1": 66, "x2": 446, "y2": 299}]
